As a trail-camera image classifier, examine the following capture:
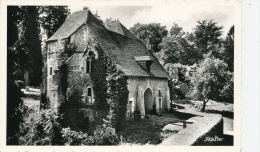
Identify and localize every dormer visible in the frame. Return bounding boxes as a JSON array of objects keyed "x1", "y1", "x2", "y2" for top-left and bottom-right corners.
[{"x1": 134, "y1": 56, "x2": 154, "y2": 73}]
